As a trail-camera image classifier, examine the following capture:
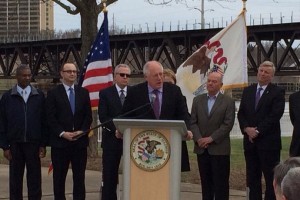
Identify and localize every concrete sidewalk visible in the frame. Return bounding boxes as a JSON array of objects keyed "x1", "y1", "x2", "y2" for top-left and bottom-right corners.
[{"x1": 0, "y1": 164, "x2": 246, "y2": 199}]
